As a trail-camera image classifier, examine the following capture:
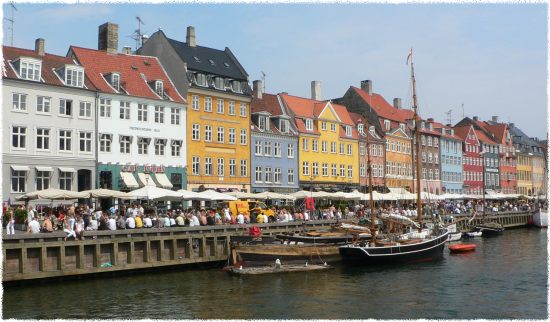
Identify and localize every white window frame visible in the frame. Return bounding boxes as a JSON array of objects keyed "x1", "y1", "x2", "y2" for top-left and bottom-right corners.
[
  {"x1": 19, "y1": 58, "x2": 41, "y2": 81},
  {"x1": 99, "y1": 134, "x2": 112, "y2": 153},
  {"x1": 228, "y1": 128, "x2": 236, "y2": 144},
  {"x1": 171, "y1": 107, "x2": 180, "y2": 125},
  {"x1": 138, "y1": 104, "x2": 148, "y2": 122},
  {"x1": 204, "y1": 157, "x2": 213, "y2": 176},
  {"x1": 288, "y1": 169, "x2": 295, "y2": 184},
  {"x1": 240, "y1": 129, "x2": 247, "y2": 145},
  {"x1": 154, "y1": 139, "x2": 166, "y2": 156},
  {"x1": 217, "y1": 127, "x2": 224, "y2": 143},
  {"x1": 11, "y1": 169, "x2": 27, "y2": 193},
  {"x1": 12, "y1": 93, "x2": 27, "y2": 112},
  {"x1": 79, "y1": 101, "x2": 92, "y2": 119},
  {"x1": 137, "y1": 138, "x2": 150, "y2": 155},
  {"x1": 228, "y1": 100, "x2": 236, "y2": 115},
  {"x1": 217, "y1": 158, "x2": 225, "y2": 177},
  {"x1": 79, "y1": 131, "x2": 93, "y2": 153},
  {"x1": 204, "y1": 125, "x2": 213, "y2": 142},
  {"x1": 216, "y1": 98, "x2": 224, "y2": 114},
  {"x1": 287, "y1": 143, "x2": 295, "y2": 158},
  {"x1": 192, "y1": 156, "x2": 200, "y2": 175},
  {"x1": 155, "y1": 80, "x2": 164, "y2": 97},
  {"x1": 274, "y1": 168, "x2": 281, "y2": 183},
  {"x1": 58, "y1": 129, "x2": 72, "y2": 152},
  {"x1": 192, "y1": 124, "x2": 200, "y2": 141},
  {"x1": 171, "y1": 140, "x2": 182, "y2": 157},
  {"x1": 65, "y1": 66, "x2": 84, "y2": 87},
  {"x1": 36, "y1": 96, "x2": 51, "y2": 114},
  {"x1": 36, "y1": 170, "x2": 50, "y2": 190},
  {"x1": 192, "y1": 95, "x2": 200, "y2": 111},
  {"x1": 154, "y1": 106, "x2": 165, "y2": 124},
  {"x1": 305, "y1": 119, "x2": 313, "y2": 131},
  {"x1": 229, "y1": 159, "x2": 236, "y2": 177},
  {"x1": 99, "y1": 98, "x2": 111, "y2": 118},
  {"x1": 59, "y1": 171, "x2": 72, "y2": 190},
  {"x1": 120, "y1": 135, "x2": 131, "y2": 154},
  {"x1": 204, "y1": 97, "x2": 213, "y2": 112},
  {"x1": 240, "y1": 159, "x2": 248, "y2": 177},
  {"x1": 240, "y1": 102, "x2": 247, "y2": 117},
  {"x1": 36, "y1": 128, "x2": 50, "y2": 151},
  {"x1": 274, "y1": 142, "x2": 281, "y2": 157},
  {"x1": 11, "y1": 126, "x2": 27, "y2": 149},
  {"x1": 119, "y1": 101, "x2": 130, "y2": 120}
]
